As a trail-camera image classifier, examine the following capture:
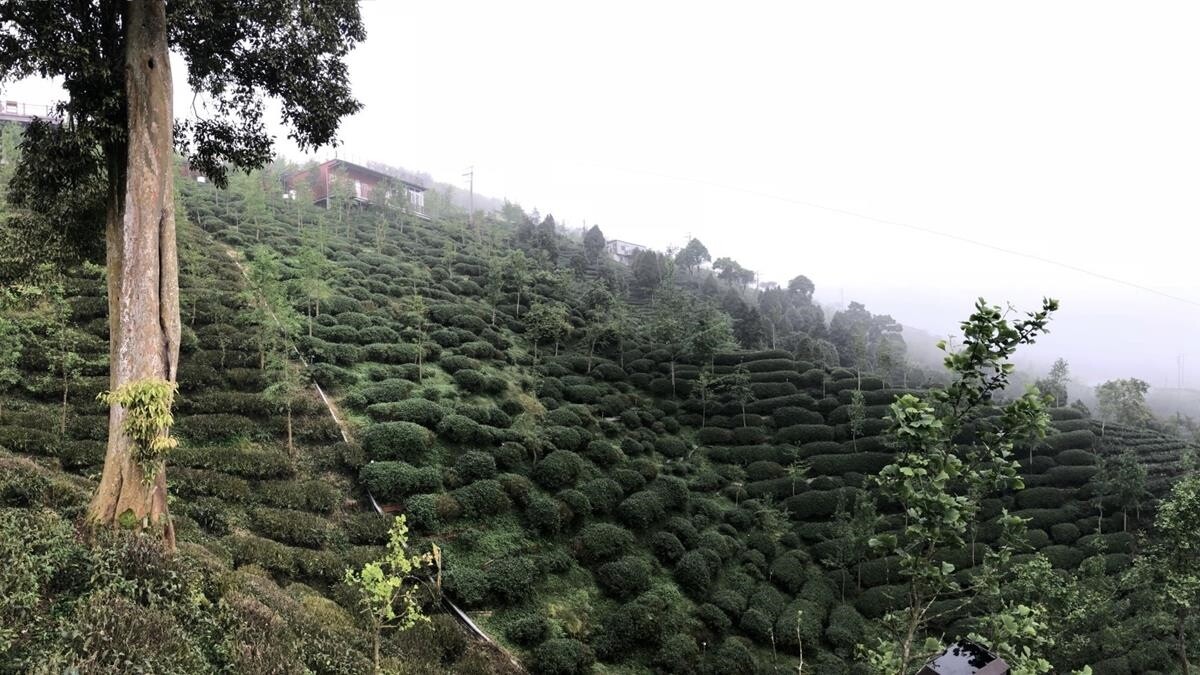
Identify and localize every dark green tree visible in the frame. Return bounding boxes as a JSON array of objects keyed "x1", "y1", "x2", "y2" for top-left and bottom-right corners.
[
  {"x1": 787, "y1": 274, "x2": 815, "y2": 301},
  {"x1": 676, "y1": 238, "x2": 710, "y2": 274},
  {"x1": 631, "y1": 249, "x2": 666, "y2": 293},
  {"x1": 583, "y1": 225, "x2": 606, "y2": 265}
]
